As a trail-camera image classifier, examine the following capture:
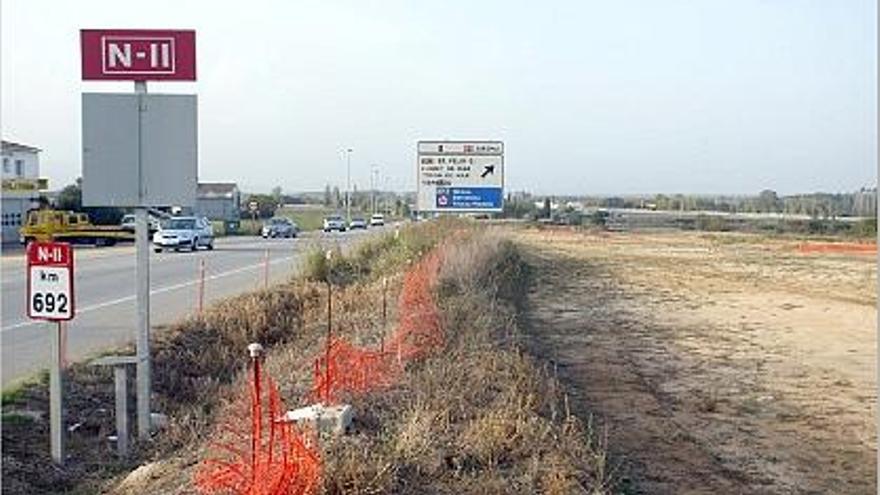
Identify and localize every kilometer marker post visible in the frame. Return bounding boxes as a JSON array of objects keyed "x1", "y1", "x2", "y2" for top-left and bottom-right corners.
[
  {"x1": 26, "y1": 241, "x2": 75, "y2": 464},
  {"x1": 49, "y1": 321, "x2": 66, "y2": 464}
]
